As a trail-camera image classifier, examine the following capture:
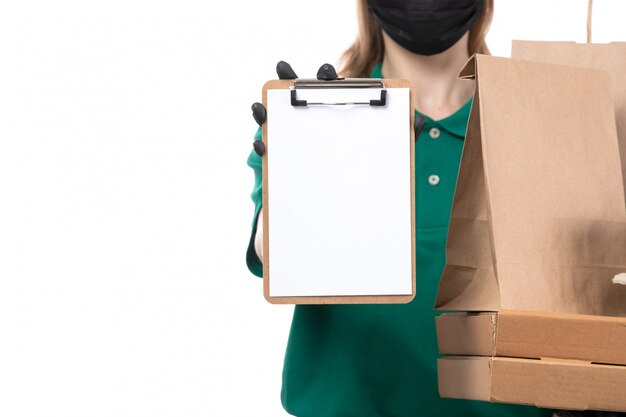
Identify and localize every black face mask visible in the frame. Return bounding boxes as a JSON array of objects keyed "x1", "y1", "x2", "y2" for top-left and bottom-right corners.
[{"x1": 367, "y1": 0, "x2": 484, "y2": 56}]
